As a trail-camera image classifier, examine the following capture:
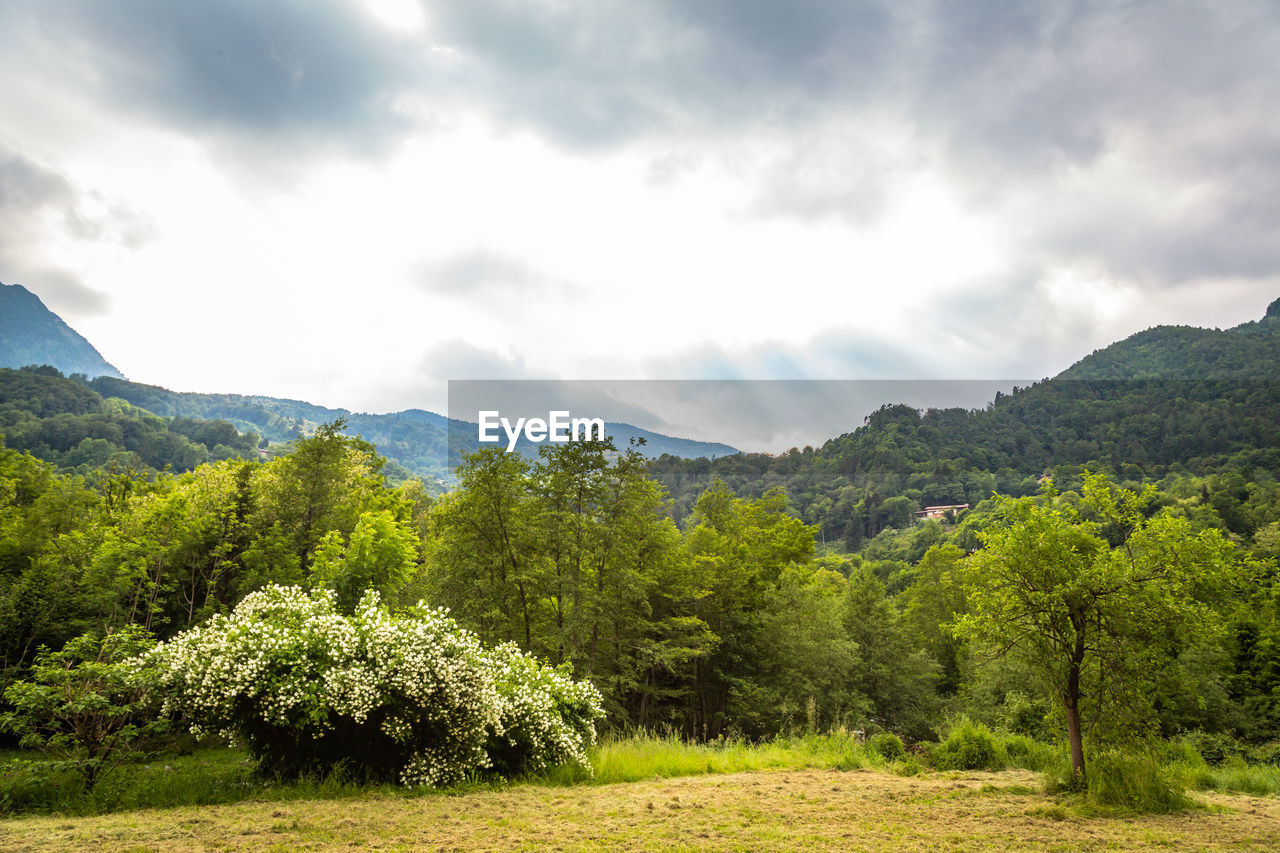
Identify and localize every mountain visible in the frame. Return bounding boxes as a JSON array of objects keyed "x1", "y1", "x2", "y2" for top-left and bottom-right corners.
[
  {"x1": 0, "y1": 282, "x2": 124, "y2": 379},
  {"x1": 87, "y1": 376, "x2": 738, "y2": 484},
  {"x1": 649, "y1": 299, "x2": 1280, "y2": 536},
  {"x1": 1, "y1": 286, "x2": 737, "y2": 482}
]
